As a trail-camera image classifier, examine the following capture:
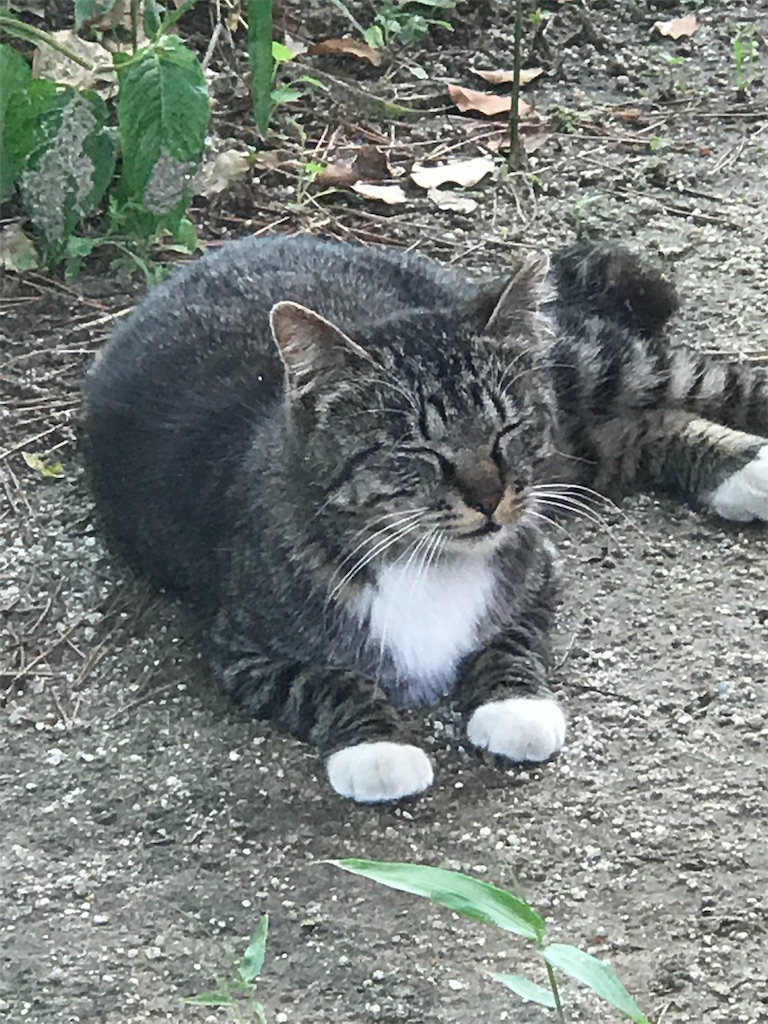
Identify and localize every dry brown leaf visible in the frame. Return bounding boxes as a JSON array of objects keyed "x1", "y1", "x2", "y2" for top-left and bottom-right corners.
[
  {"x1": 197, "y1": 150, "x2": 251, "y2": 197},
  {"x1": 315, "y1": 146, "x2": 392, "y2": 189},
  {"x1": 427, "y1": 189, "x2": 478, "y2": 214},
  {"x1": 307, "y1": 37, "x2": 382, "y2": 67},
  {"x1": 448, "y1": 84, "x2": 532, "y2": 118},
  {"x1": 411, "y1": 156, "x2": 495, "y2": 190},
  {"x1": 351, "y1": 183, "x2": 407, "y2": 204},
  {"x1": 473, "y1": 67, "x2": 543, "y2": 86},
  {"x1": 32, "y1": 31, "x2": 115, "y2": 92},
  {"x1": 652, "y1": 14, "x2": 698, "y2": 39}
]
